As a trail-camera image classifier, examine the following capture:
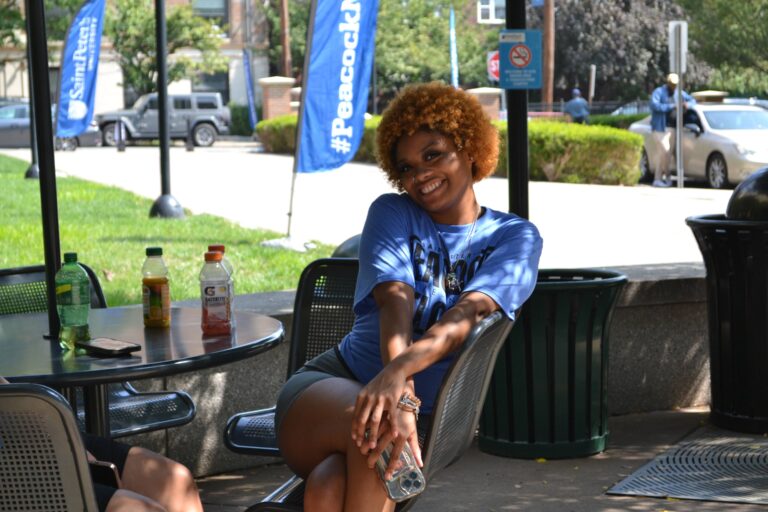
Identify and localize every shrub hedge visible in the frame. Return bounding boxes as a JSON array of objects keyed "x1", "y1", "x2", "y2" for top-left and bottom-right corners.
[
  {"x1": 589, "y1": 113, "x2": 648, "y2": 130},
  {"x1": 256, "y1": 114, "x2": 643, "y2": 185},
  {"x1": 227, "y1": 103, "x2": 263, "y2": 136}
]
